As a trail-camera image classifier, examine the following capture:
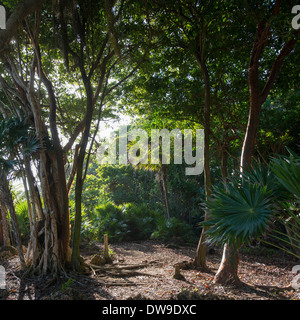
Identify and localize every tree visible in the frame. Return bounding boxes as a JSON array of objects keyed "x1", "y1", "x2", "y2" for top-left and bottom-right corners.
[
  {"x1": 0, "y1": 0, "x2": 152, "y2": 273},
  {"x1": 211, "y1": 1, "x2": 299, "y2": 285},
  {"x1": 57, "y1": 0, "x2": 152, "y2": 270}
]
